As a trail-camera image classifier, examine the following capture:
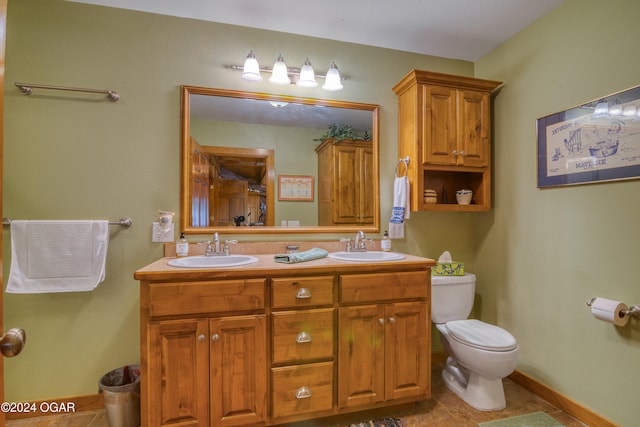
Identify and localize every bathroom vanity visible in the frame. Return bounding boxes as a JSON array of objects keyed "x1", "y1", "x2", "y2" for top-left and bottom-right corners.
[{"x1": 134, "y1": 251, "x2": 434, "y2": 426}]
